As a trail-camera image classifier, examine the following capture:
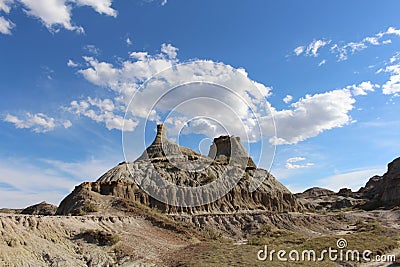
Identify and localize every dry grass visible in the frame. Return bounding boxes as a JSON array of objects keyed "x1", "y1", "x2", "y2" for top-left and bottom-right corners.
[{"x1": 172, "y1": 220, "x2": 399, "y2": 266}]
